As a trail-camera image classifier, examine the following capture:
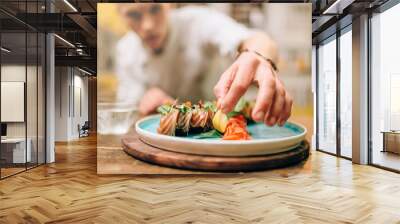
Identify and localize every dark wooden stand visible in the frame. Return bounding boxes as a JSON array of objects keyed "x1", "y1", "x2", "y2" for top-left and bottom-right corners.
[{"x1": 122, "y1": 134, "x2": 309, "y2": 172}]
